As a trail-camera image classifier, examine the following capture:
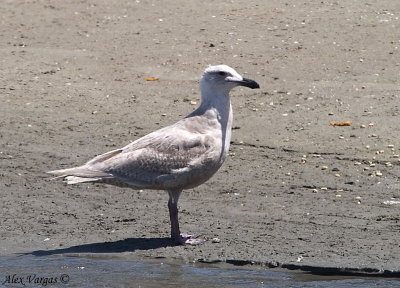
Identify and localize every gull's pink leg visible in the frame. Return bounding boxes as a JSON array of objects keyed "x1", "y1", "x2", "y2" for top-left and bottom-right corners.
[
  {"x1": 167, "y1": 189, "x2": 182, "y2": 241},
  {"x1": 167, "y1": 190, "x2": 205, "y2": 245}
]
